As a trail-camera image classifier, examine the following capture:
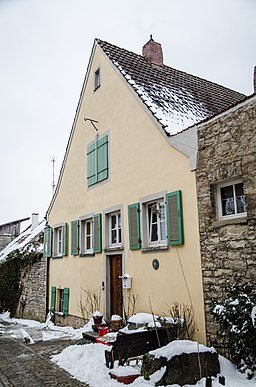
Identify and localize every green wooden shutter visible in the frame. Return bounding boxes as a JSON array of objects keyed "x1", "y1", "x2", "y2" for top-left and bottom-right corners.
[
  {"x1": 50, "y1": 286, "x2": 56, "y2": 313},
  {"x1": 87, "y1": 142, "x2": 96, "y2": 186},
  {"x1": 128, "y1": 203, "x2": 141, "y2": 250},
  {"x1": 93, "y1": 214, "x2": 102, "y2": 253},
  {"x1": 166, "y1": 190, "x2": 184, "y2": 245},
  {"x1": 71, "y1": 220, "x2": 80, "y2": 256},
  {"x1": 97, "y1": 135, "x2": 108, "y2": 182},
  {"x1": 43, "y1": 227, "x2": 52, "y2": 258},
  {"x1": 63, "y1": 288, "x2": 69, "y2": 316},
  {"x1": 62, "y1": 223, "x2": 68, "y2": 256}
]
